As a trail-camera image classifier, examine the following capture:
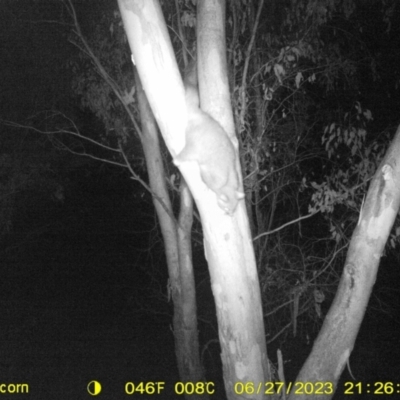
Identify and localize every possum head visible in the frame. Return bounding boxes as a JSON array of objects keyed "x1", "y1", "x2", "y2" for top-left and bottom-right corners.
[
  {"x1": 198, "y1": 160, "x2": 244, "y2": 215},
  {"x1": 215, "y1": 186, "x2": 245, "y2": 215}
]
